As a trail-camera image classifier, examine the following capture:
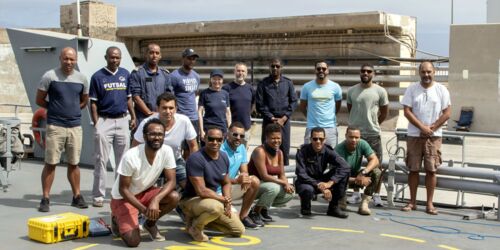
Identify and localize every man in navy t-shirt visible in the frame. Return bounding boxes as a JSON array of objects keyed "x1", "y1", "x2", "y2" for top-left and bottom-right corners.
[
  {"x1": 180, "y1": 126, "x2": 244, "y2": 242},
  {"x1": 89, "y1": 46, "x2": 137, "y2": 207},
  {"x1": 129, "y1": 43, "x2": 172, "y2": 125},
  {"x1": 222, "y1": 63, "x2": 255, "y2": 144}
]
